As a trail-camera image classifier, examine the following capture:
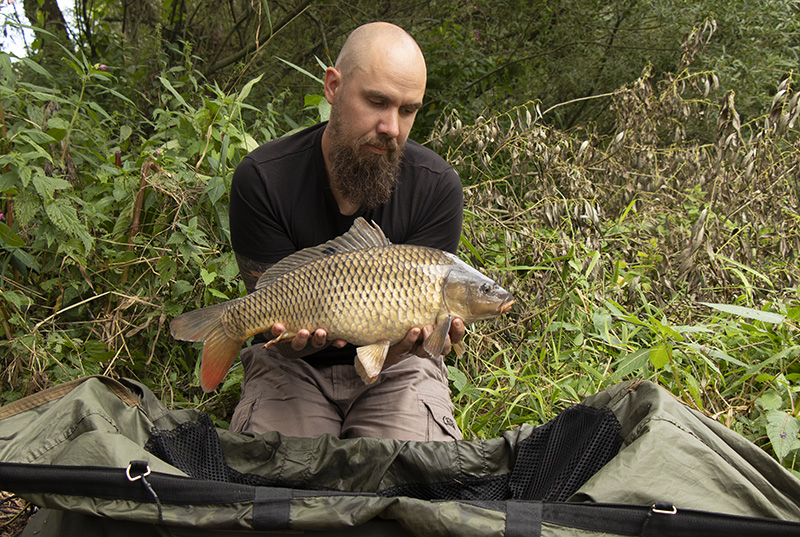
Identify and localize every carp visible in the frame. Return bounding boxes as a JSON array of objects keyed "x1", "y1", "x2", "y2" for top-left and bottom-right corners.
[{"x1": 170, "y1": 217, "x2": 514, "y2": 392}]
